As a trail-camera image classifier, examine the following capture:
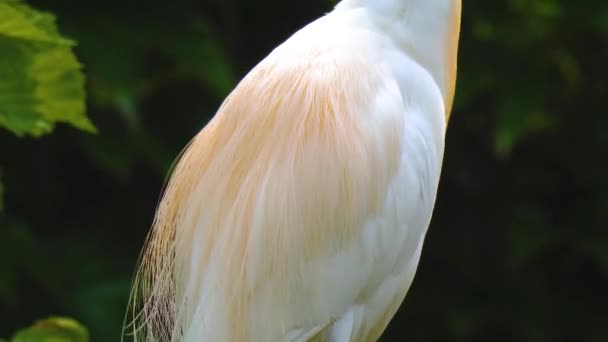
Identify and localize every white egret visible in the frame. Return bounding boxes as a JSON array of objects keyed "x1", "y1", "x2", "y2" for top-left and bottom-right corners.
[{"x1": 127, "y1": 0, "x2": 462, "y2": 340}]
